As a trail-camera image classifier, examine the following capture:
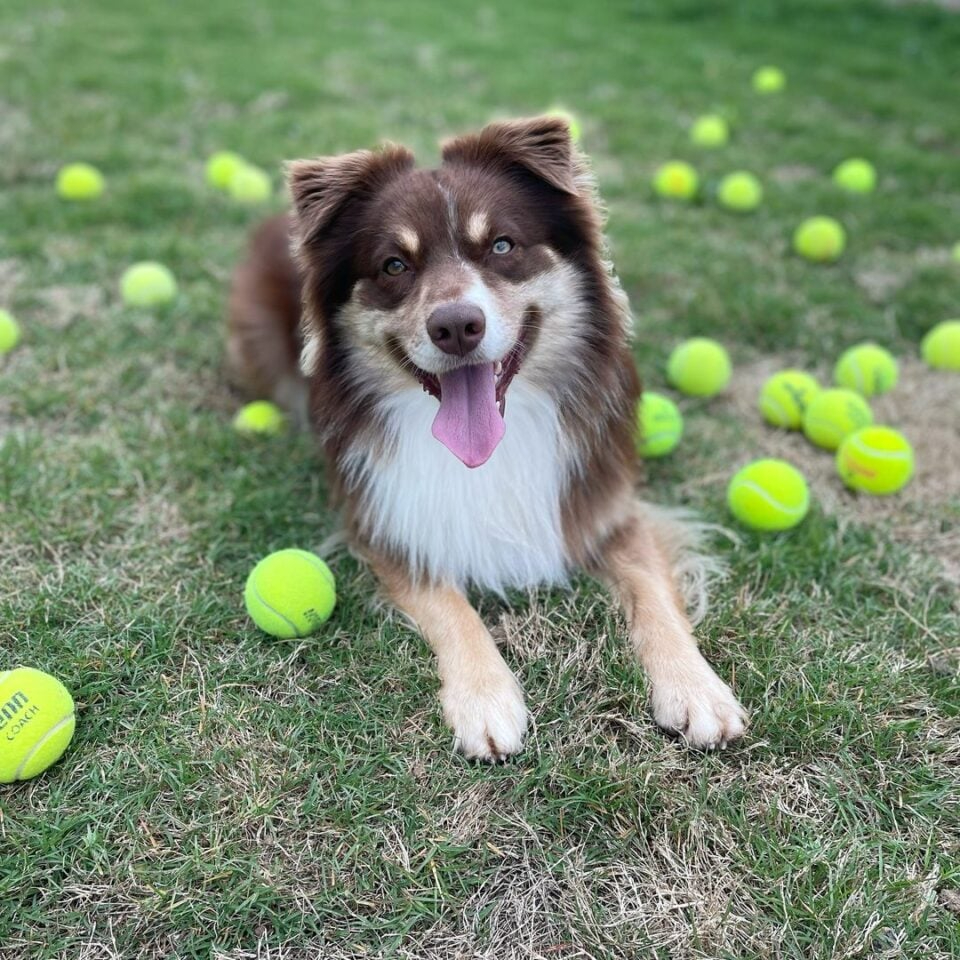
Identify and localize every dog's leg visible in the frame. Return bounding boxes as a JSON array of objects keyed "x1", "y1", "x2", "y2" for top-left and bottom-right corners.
[
  {"x1": 600, "y1": 510, "x2": 747, "y2": 749},
  {"x1": 375, "y1": 562, "x2": 528, "y2": 761}
]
